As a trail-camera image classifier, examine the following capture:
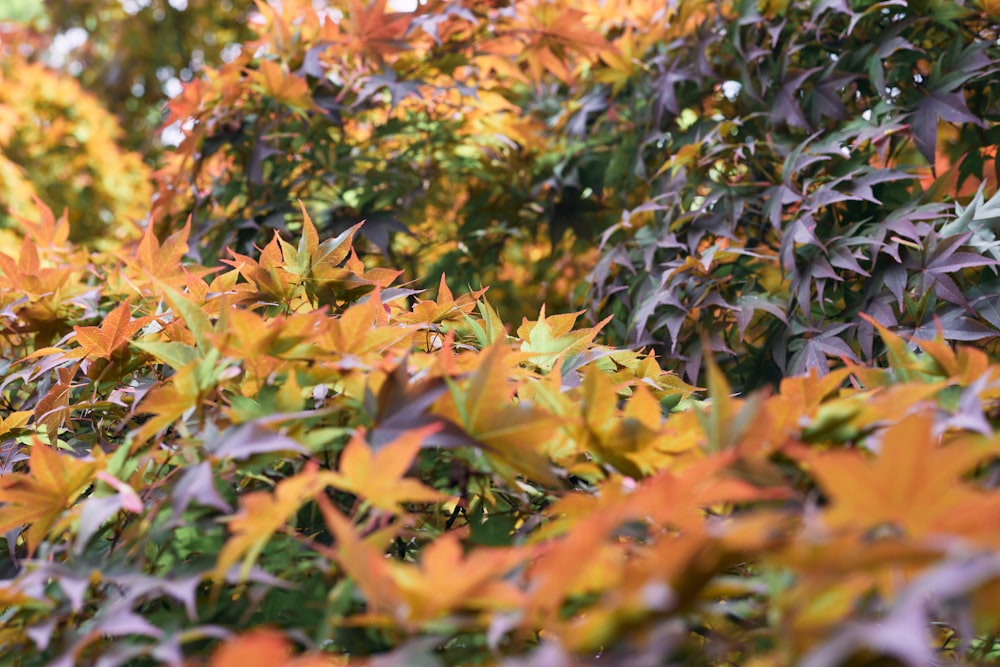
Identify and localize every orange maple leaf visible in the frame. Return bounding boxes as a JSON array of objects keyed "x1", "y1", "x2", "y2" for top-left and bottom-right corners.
[
  {"x1": 392, "y1": 533, "x2": 526, "y2": 621},
  {"x1": 342, "y1": 0, "x2": 412, "y2": 63},
  {"x1": 67, "y1": 300, "x2": 152, "y2": 360},
  {"x1": 122, "y1": 218, "x2": 201, "y2": 292},
  {"x1": 396, "y1": 274, "x2": 488, "y2": 327},
  {"x1": 211, "y1": 628, "x2": 342, "y2": 667},
  {"x1": 434, "y1": 343, "x2": 560, "y2": 485},
  {"x1": 215, "y1": 466, "x2": 331, "y2": 582},
  {"x1": 323, "y1": 288, "x2": 414, "y2": 359},
  {"x1": 14, "y1": 196, "x2": 71, "y2": 250},
  {"x1": 318, "y1": 495, "x2": 522, "y2": 626},
  {"x1": 0, "y1": 439, "x2": 98, "y2": 555},
  {"x1": 791, "y1": 411, "x2": 1000, "y2": 541}
]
